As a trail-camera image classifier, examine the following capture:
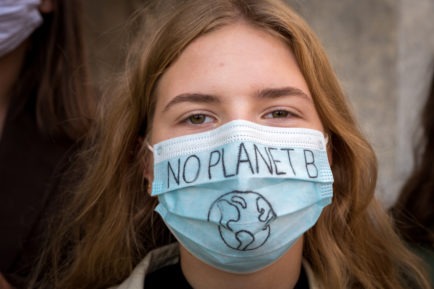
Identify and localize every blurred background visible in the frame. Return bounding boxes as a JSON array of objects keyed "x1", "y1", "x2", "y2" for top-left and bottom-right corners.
[{"x1": 82, "y1": 0, "x2": 434, "y2": 207}]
